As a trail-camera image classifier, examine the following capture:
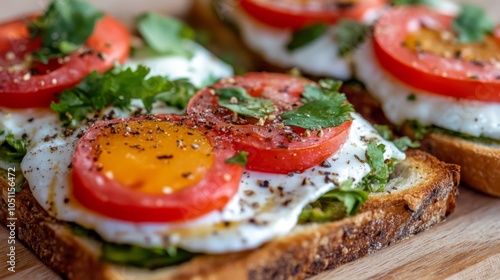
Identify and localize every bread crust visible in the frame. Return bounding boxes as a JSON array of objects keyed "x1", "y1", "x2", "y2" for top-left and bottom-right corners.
[{"x1": 1, "y1": 150, "x2": 459, "y2": 280}]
